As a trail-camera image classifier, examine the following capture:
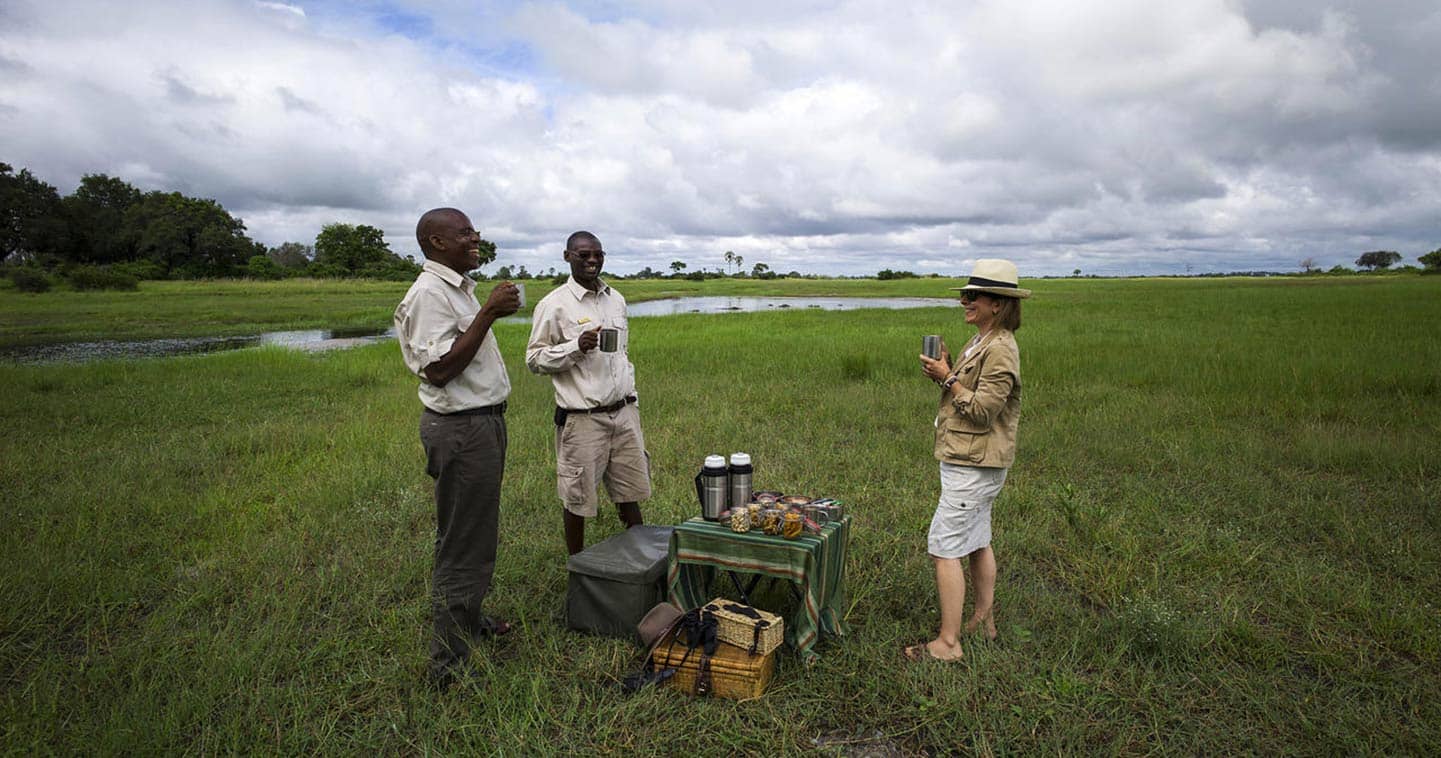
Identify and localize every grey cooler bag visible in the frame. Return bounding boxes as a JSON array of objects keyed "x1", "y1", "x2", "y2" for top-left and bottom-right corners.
[{"x1": 565, "y1": 525, "x2": 675, "y2": 641}]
